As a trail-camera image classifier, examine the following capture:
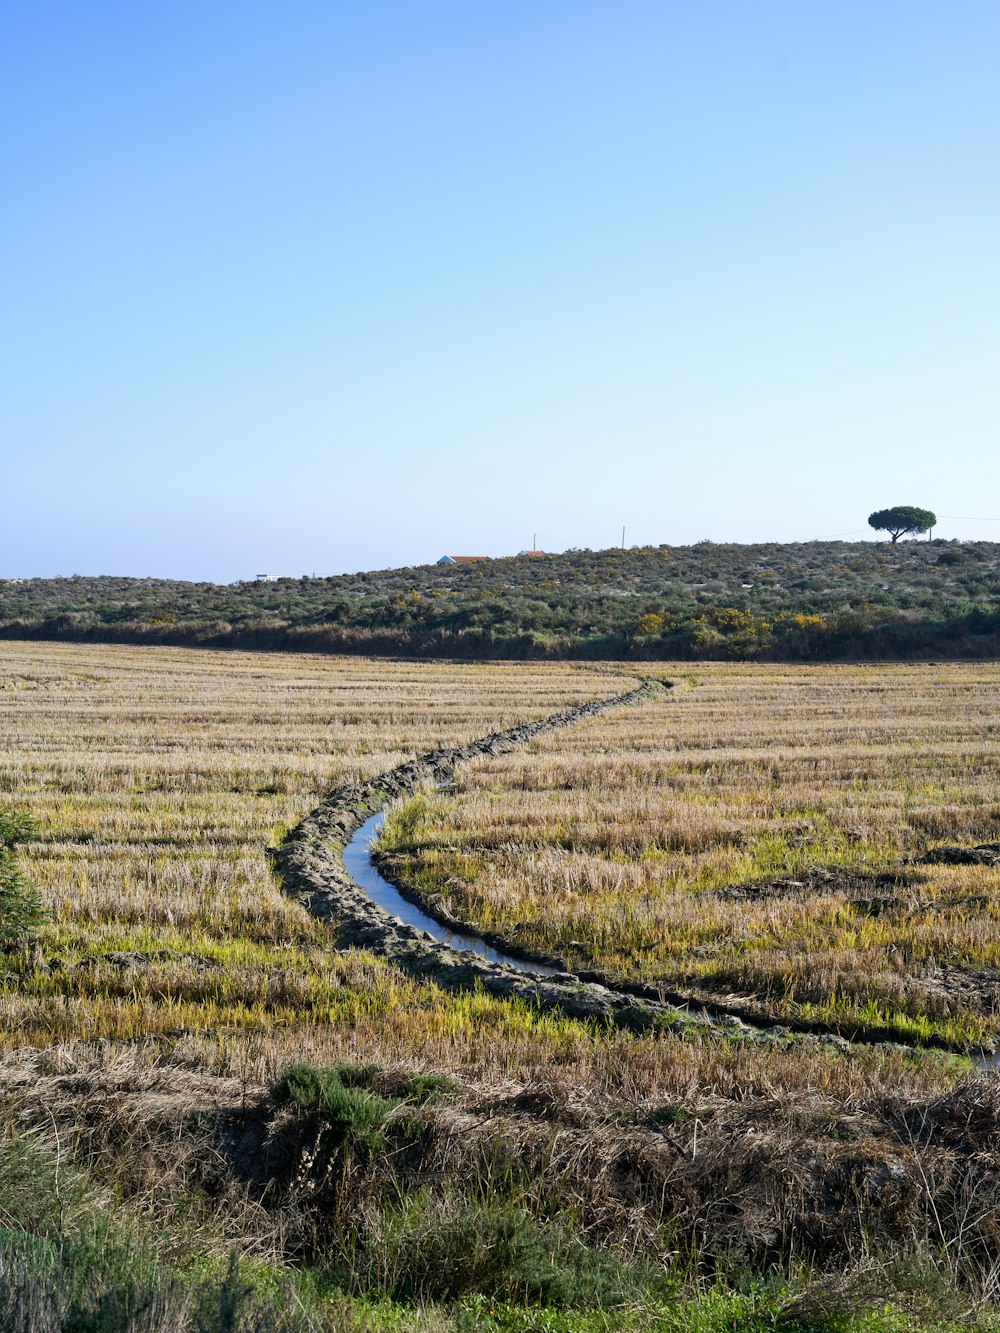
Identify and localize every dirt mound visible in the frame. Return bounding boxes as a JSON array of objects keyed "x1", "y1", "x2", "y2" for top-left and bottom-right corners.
[{"x1": 918, "y1": 843, "x2": 1000, "y2": 866}]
